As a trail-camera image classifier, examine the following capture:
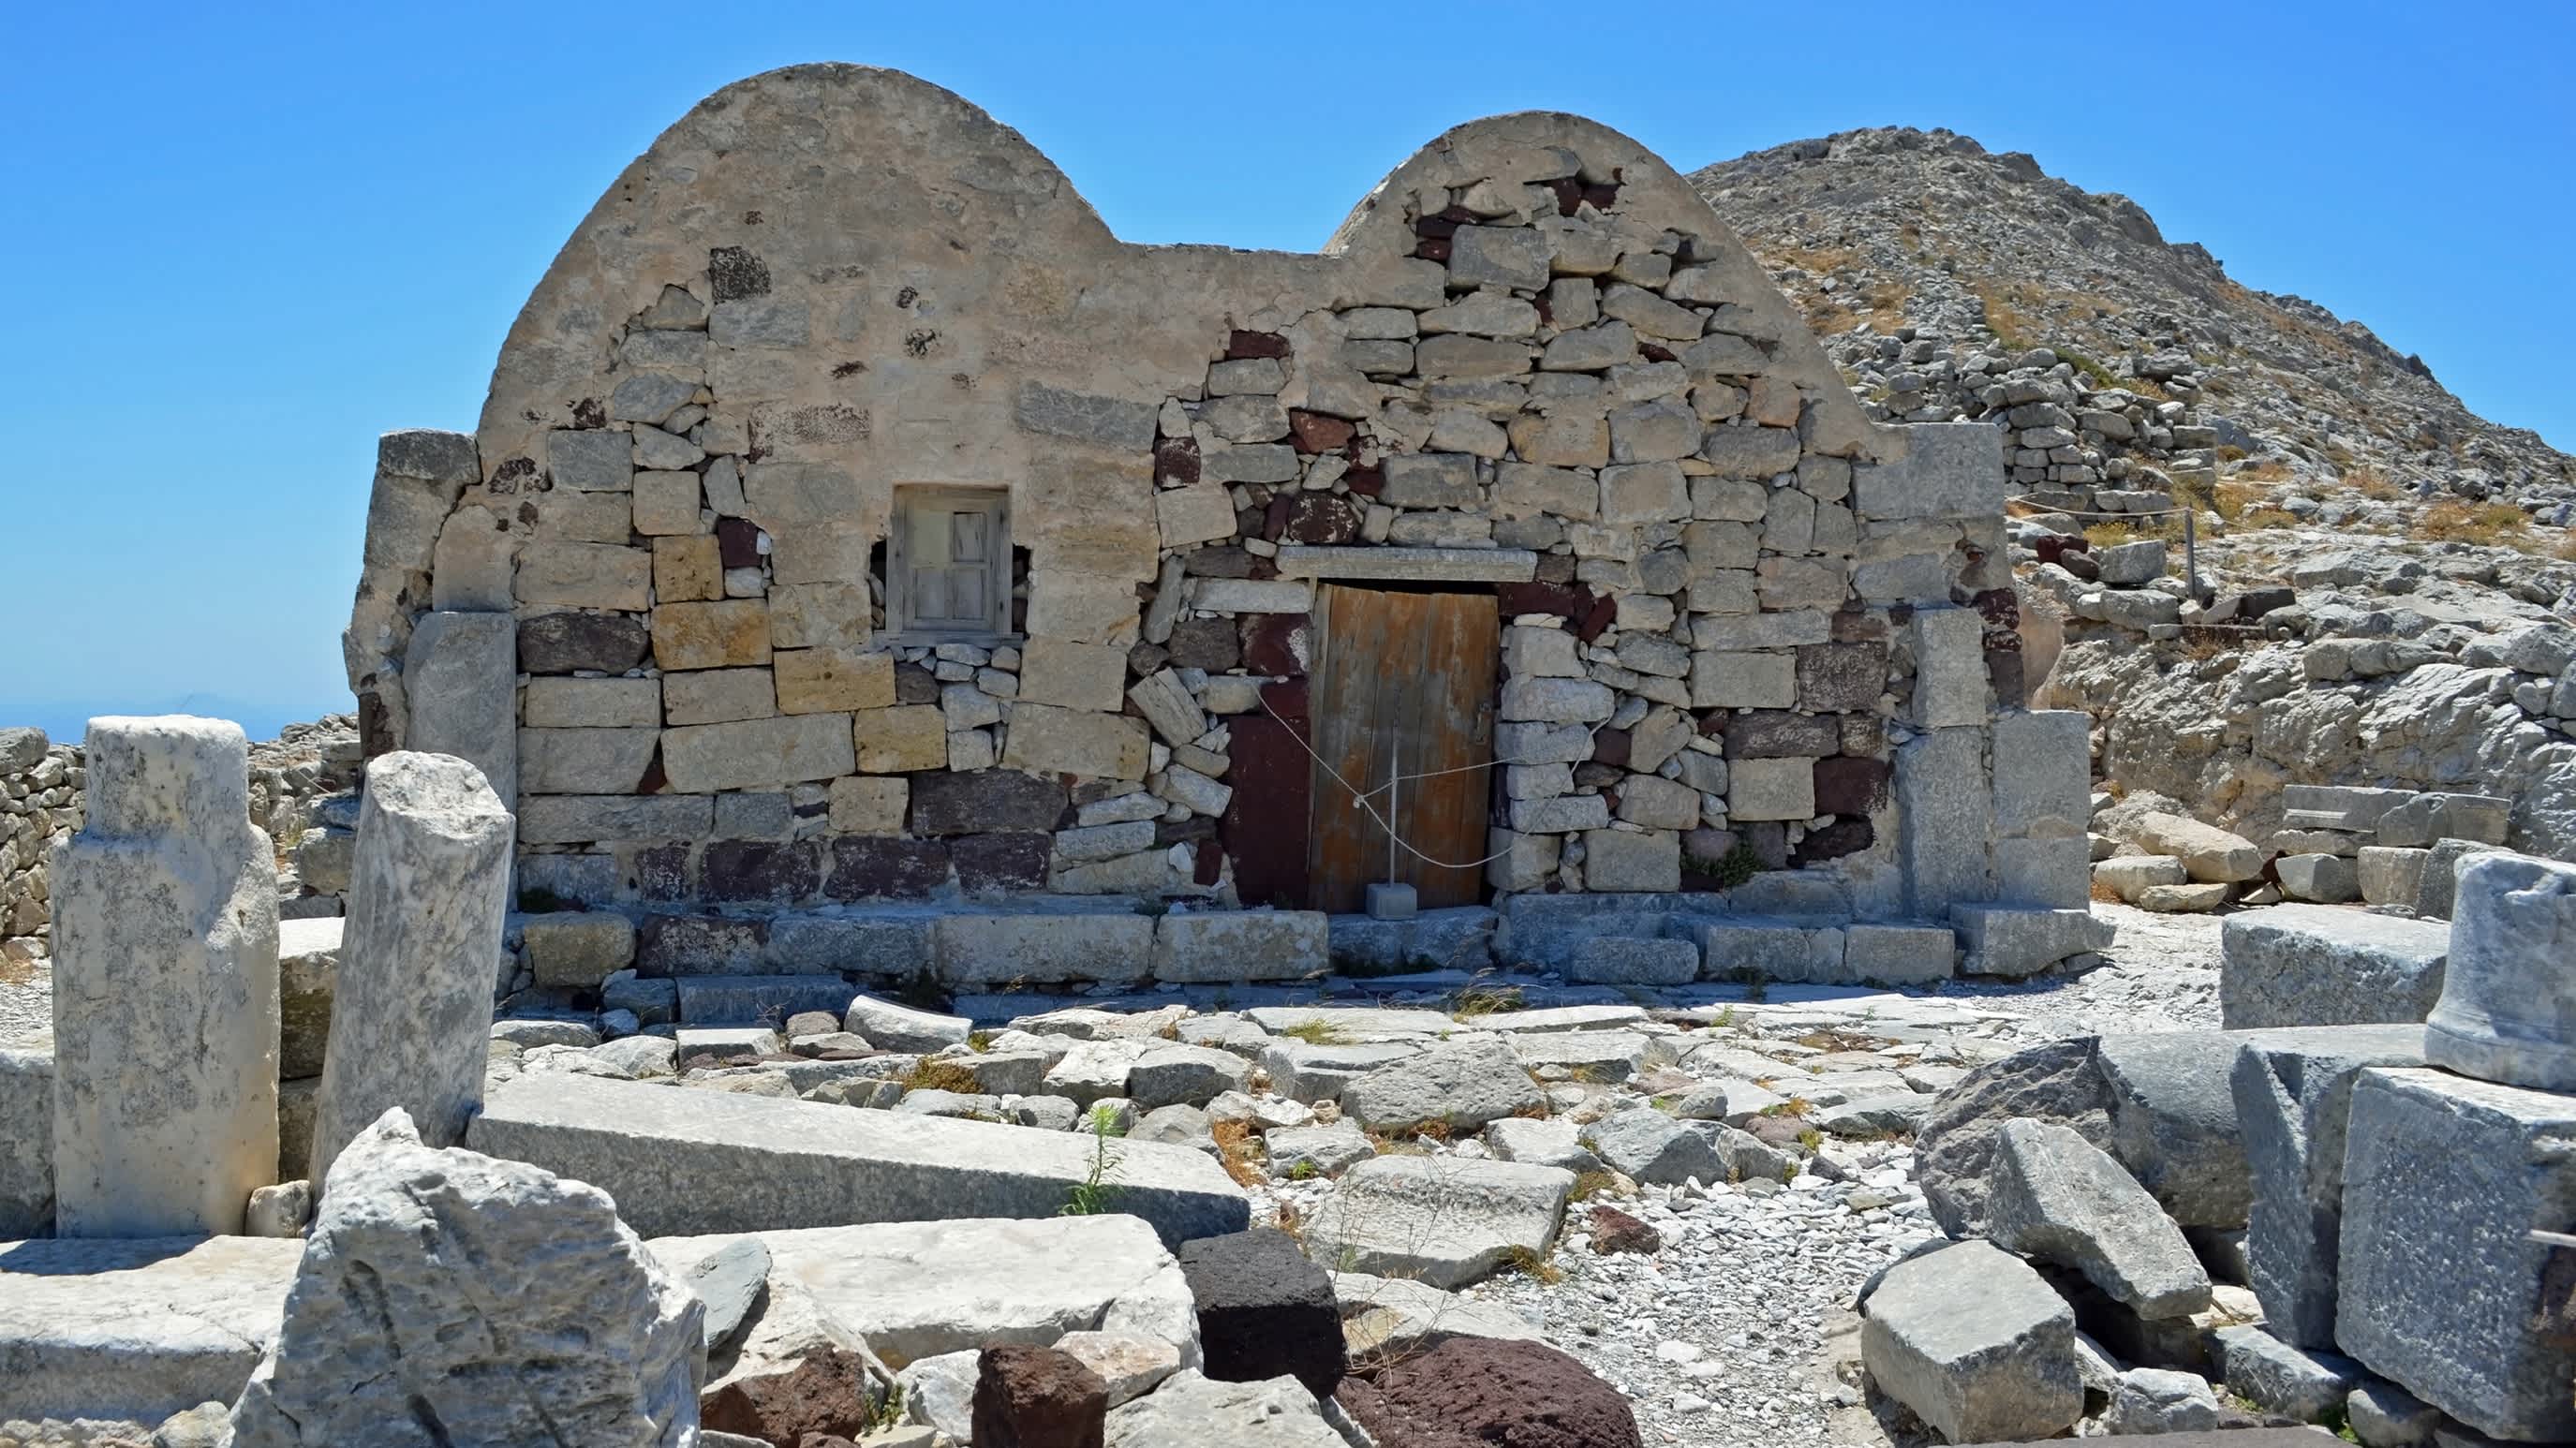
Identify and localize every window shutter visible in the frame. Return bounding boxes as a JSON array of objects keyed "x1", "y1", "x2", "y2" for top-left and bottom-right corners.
[{"x1": 893, "y1": 488, "x2": 1009, "y2": 637}]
